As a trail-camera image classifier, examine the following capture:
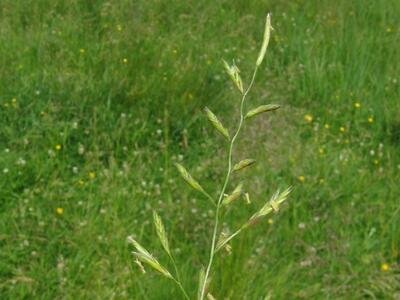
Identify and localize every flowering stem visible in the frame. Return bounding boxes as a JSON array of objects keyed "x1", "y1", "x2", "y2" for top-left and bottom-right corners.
[{"x1": 199, "y1": 66, "x2": 259, "y2": 300}]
